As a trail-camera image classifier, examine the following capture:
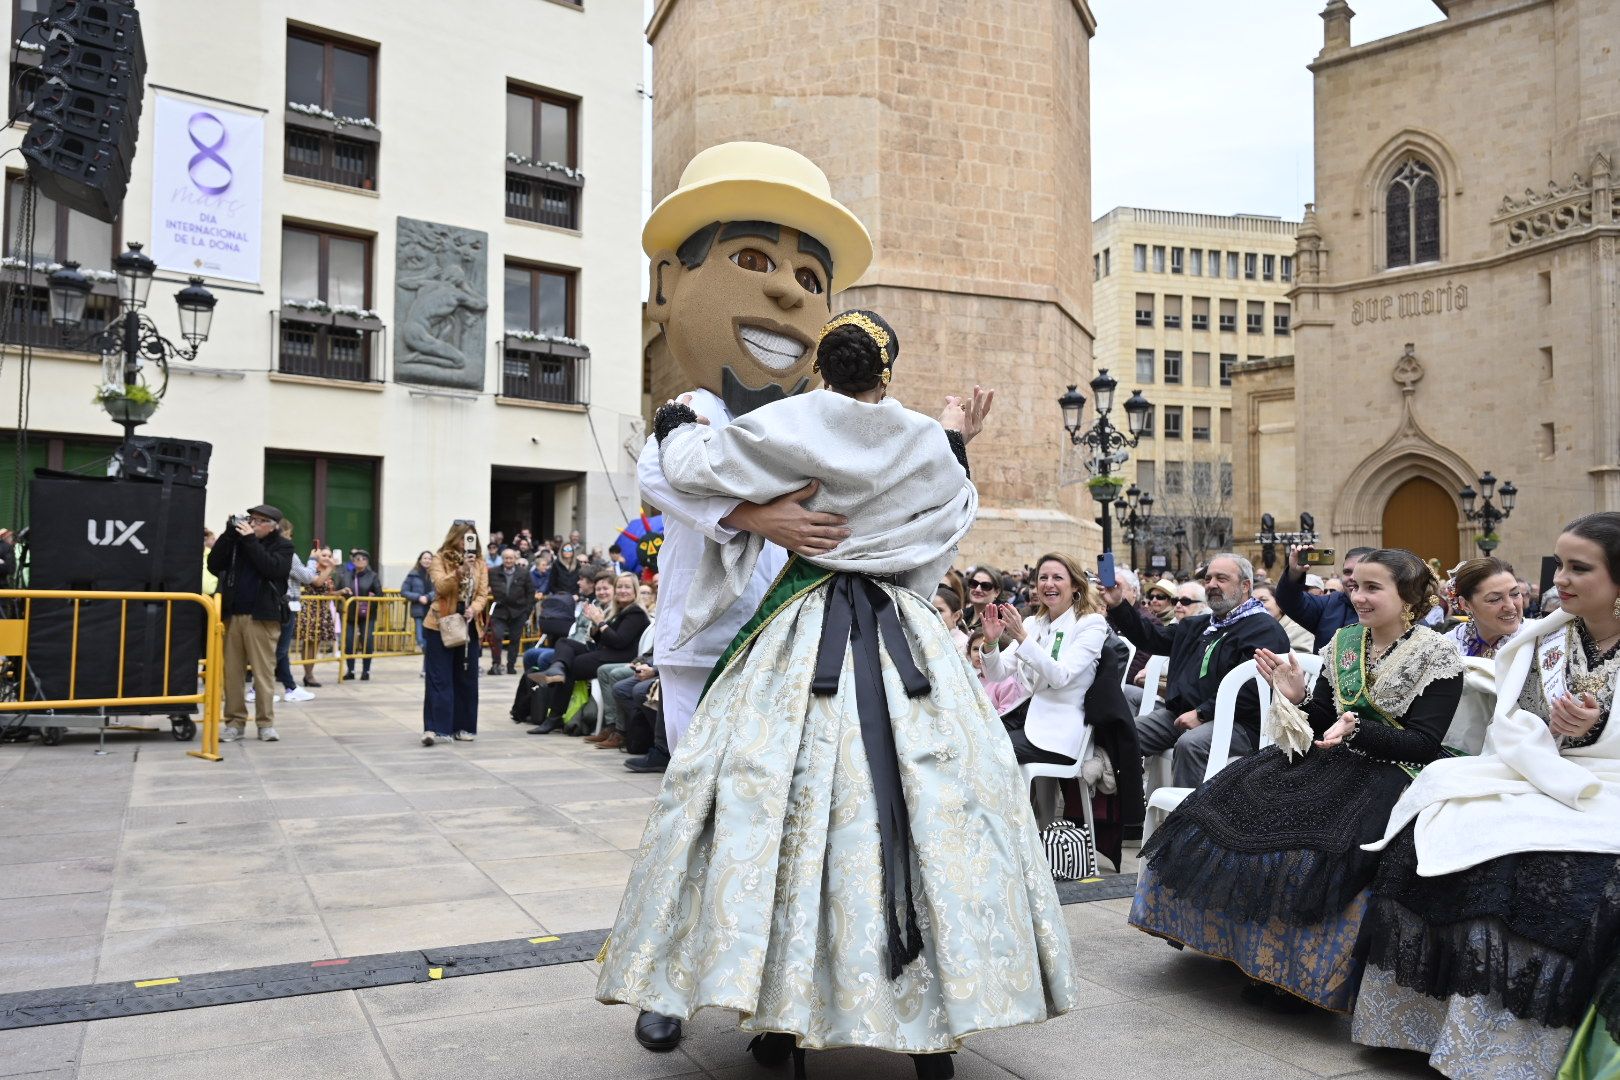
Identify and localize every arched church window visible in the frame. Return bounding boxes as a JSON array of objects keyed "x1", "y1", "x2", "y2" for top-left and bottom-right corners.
[{"x1": 1386, "y1": 159, "x2": 1440, "y2": 268}]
